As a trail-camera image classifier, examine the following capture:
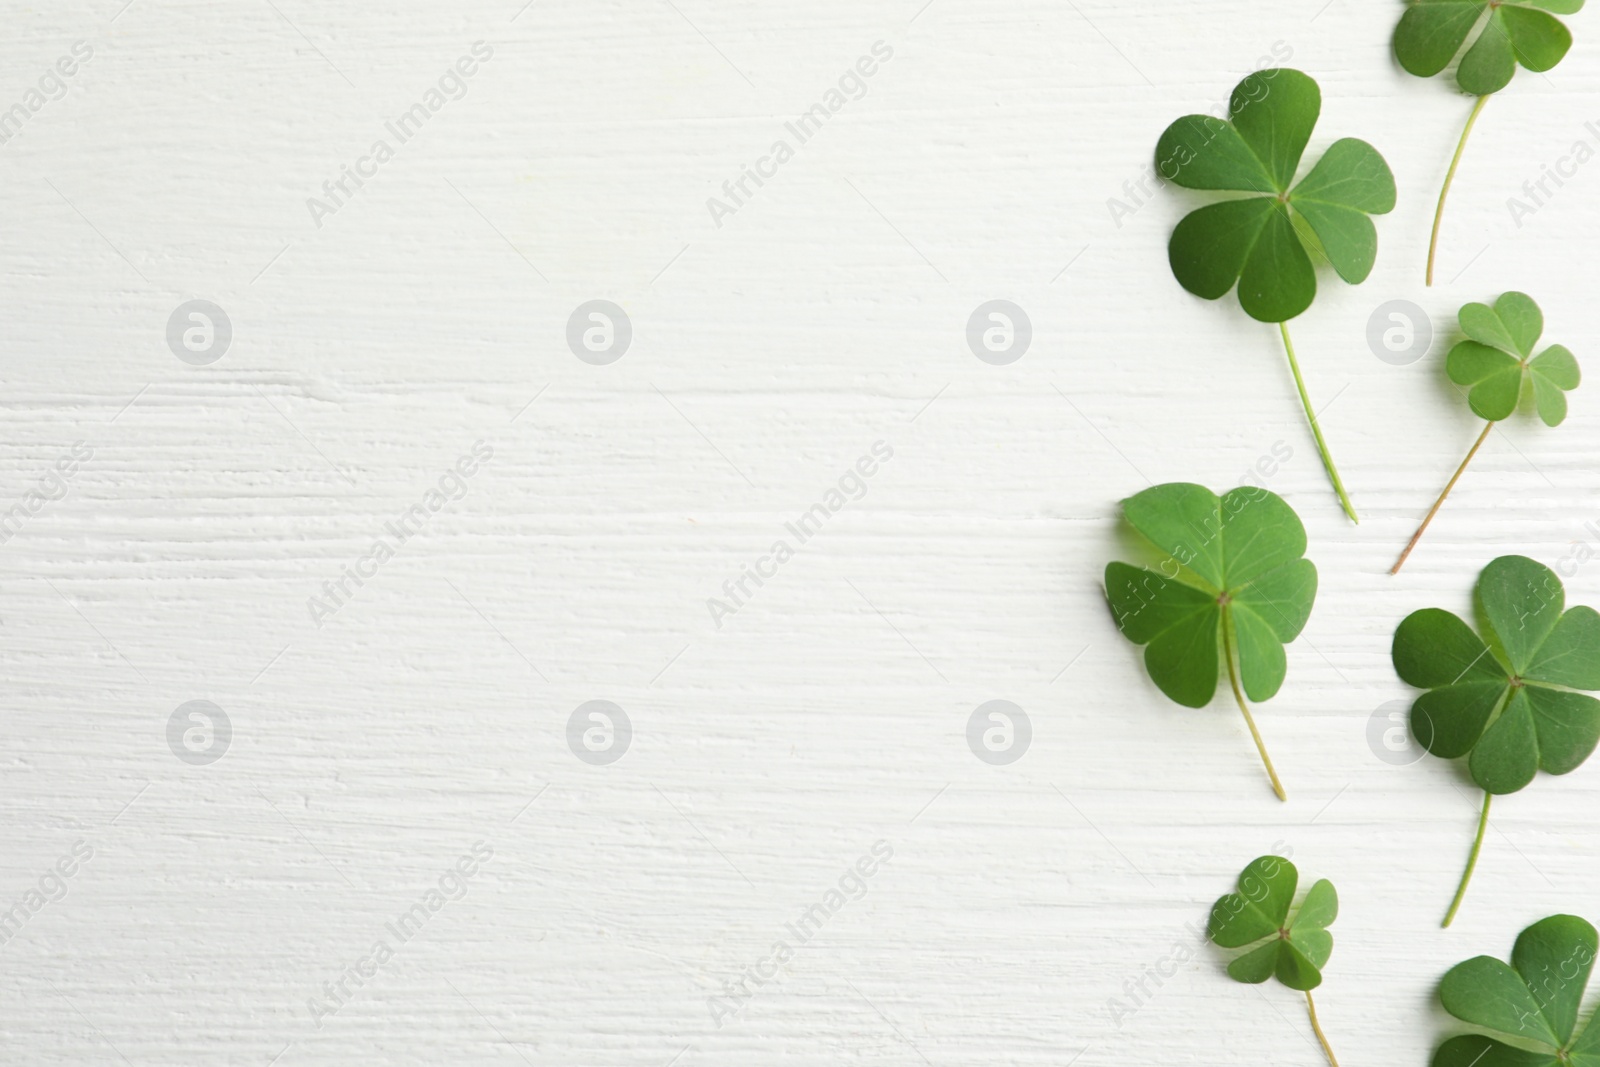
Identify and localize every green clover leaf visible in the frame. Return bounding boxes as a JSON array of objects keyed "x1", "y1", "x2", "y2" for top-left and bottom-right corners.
[
  {"x1": 1393, "y1": 293, "x2": 1579, "y2": 573},
  {"x1": 1105, "y1": 483, "x2": 1318, "y2": 800},
  {"x1": 1208, "y1": 855, "x2": 1341, "y2": 1066},
  {"x1": 1209, "y1": 856, "x2": 1338, "y2": 989},
  {"x1": 1392, "y1": 555, "x2": 1600, "y2": 923},
  {"x1": 1154, "y1": 68, "x2": 1391, "y2": 523},
  {"x1": 1395, "y1": 2, "x2": 1585, "y2": 283},
  {"x1": 1156, "y1": 68, "x2": 1396, "y2": 324},
  {"x1": 1433, "y1": 914, "x2": 1600, "y2": 1067},
  {"x1": 1396, "y1": 0, "x2": 1583, "y2": 97},
  {"x1": 1449, "y1": 292, "x2": 1581, "y2": 426}
]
